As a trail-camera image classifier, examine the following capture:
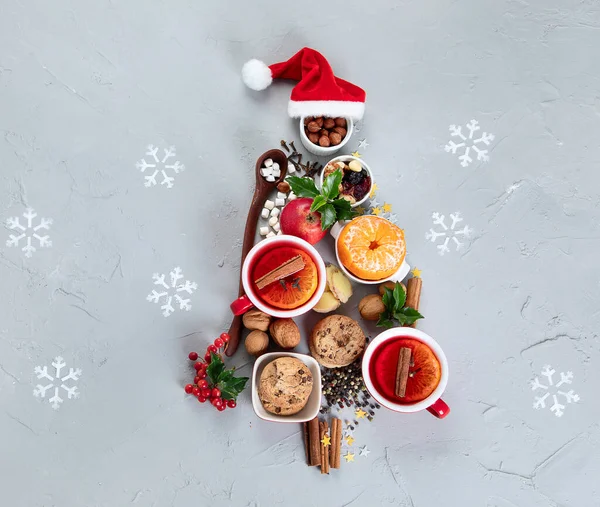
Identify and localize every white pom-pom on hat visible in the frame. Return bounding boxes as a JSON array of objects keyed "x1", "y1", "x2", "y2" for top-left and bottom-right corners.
[{"x1": 242, "y1": 59, "x2": 273, "y2": 91}]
